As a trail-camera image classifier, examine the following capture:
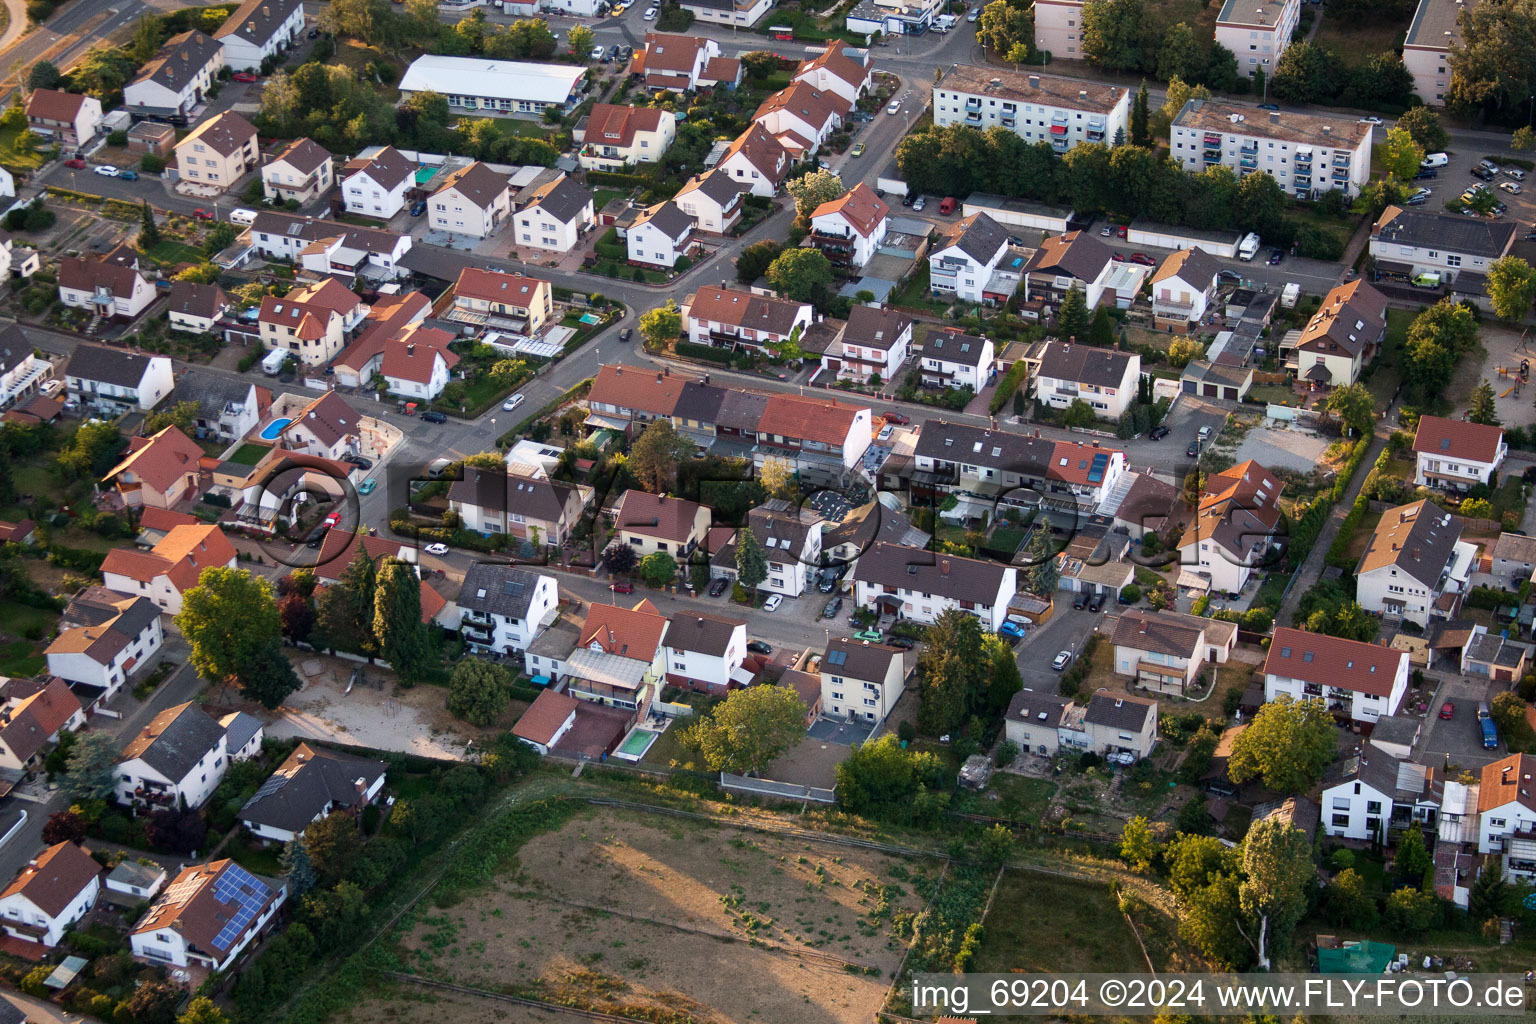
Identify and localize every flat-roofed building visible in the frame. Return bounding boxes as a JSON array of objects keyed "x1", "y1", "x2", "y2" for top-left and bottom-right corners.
[
  {"x1": 933, "y1": 66, "x2": 1129, "y2": 153},
  {"x1": 1170, "y1": 99, "x2": 1372, "y2": 200}
]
